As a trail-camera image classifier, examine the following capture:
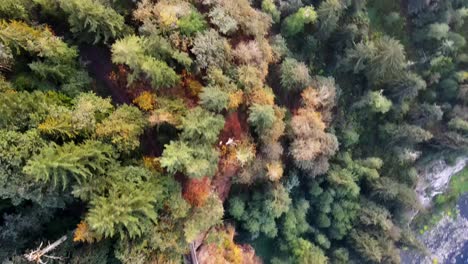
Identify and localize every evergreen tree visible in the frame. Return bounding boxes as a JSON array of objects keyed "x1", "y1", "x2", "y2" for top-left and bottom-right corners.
[
  {"x1": 96, "y1": 105, "x2": 148, "y2": 152},
  {"x1": 282, "y1": 6, "x2": 318, "y2": 37},
  {"x1": 85, "y1": 166, "x2": 161, "y2": 239},
  {"x1": 57, "y1": 0, "x2": 126, "y2": 43},
  {"x1": 248, "y1": 104, "x2": 276, "y2": 134},
  {"x1": 23, "y1": 141, "x2": 115, "y2": 189}
]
